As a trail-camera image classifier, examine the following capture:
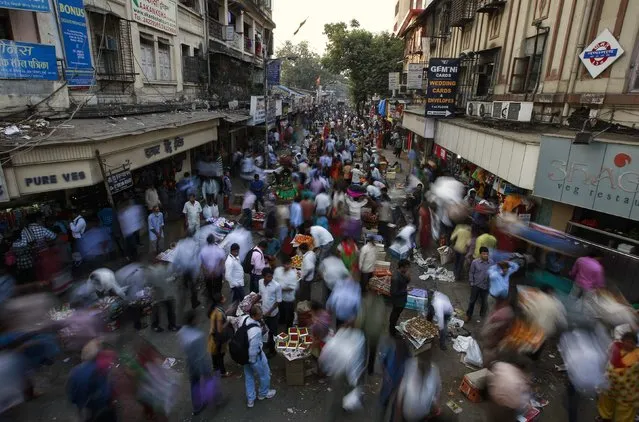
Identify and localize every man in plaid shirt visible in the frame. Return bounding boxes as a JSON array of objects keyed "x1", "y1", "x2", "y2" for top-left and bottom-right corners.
[{"x1": 17, "y1": 214, "x2": 56, "y2": 250}]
